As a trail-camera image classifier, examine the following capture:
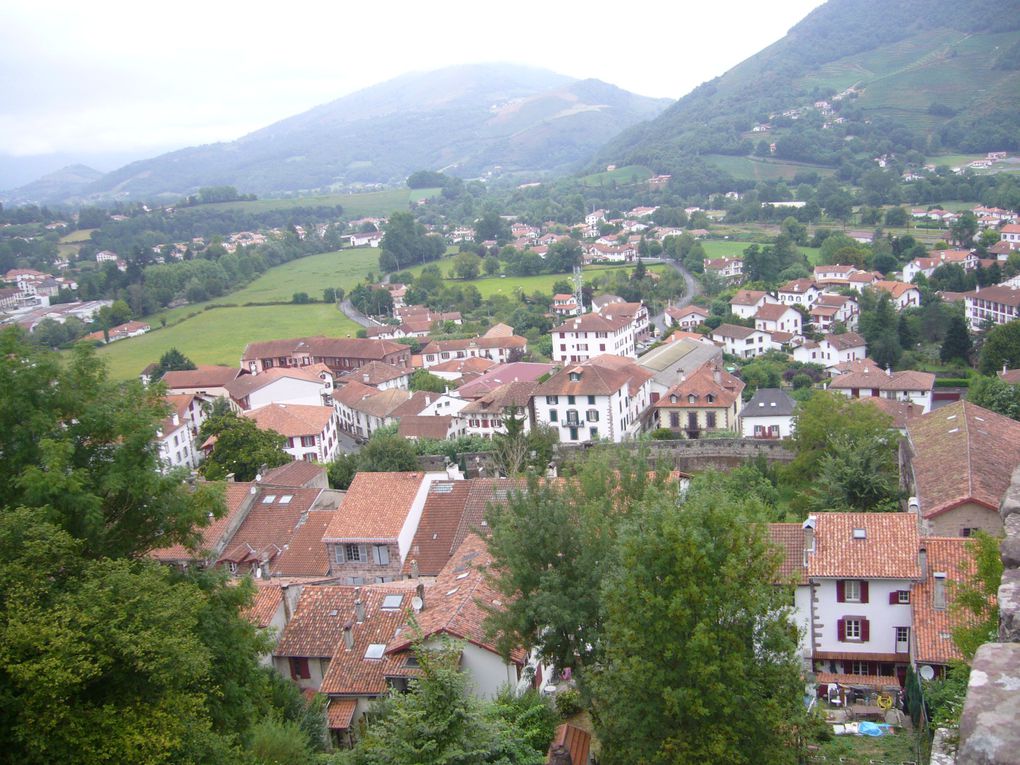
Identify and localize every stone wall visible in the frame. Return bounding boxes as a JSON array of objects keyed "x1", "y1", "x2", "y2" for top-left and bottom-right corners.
[
  {"x1": 955, "y1": 465, "x2": 1020, "y2": 765},
  {"x1": 556, "y1": 438, "x2": 795, "y2": 473}
]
